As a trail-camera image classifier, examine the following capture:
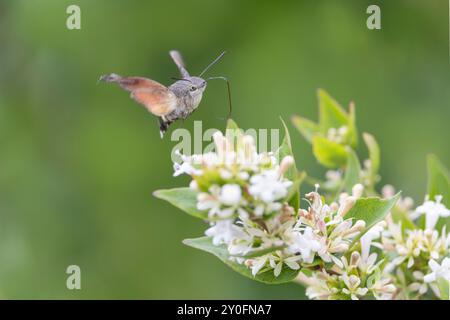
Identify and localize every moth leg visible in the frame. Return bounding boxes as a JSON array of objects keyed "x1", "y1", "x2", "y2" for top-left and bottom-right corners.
[{"x1": 158, "y1": 117, "x2": 174, "y2": 138}]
